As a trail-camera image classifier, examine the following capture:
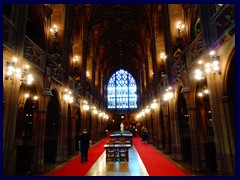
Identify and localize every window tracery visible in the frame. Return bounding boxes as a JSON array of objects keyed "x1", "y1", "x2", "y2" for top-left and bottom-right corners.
[{"x1": 107, "y1": 69, "x2": 137, "y2": 109}]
